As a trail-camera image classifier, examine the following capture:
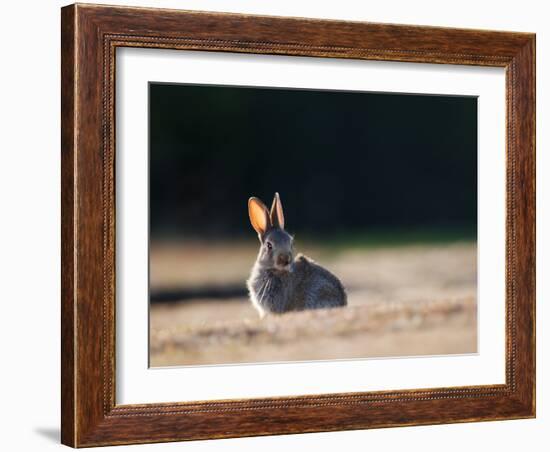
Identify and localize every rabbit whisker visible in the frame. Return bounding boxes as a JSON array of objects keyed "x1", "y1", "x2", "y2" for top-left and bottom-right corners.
[
  {"x1": 255, "y1": 278, "x2": 267, "y2": 306},
  {"x1": 258, "y1": 278, "x2": 271, "y2": 307}
]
